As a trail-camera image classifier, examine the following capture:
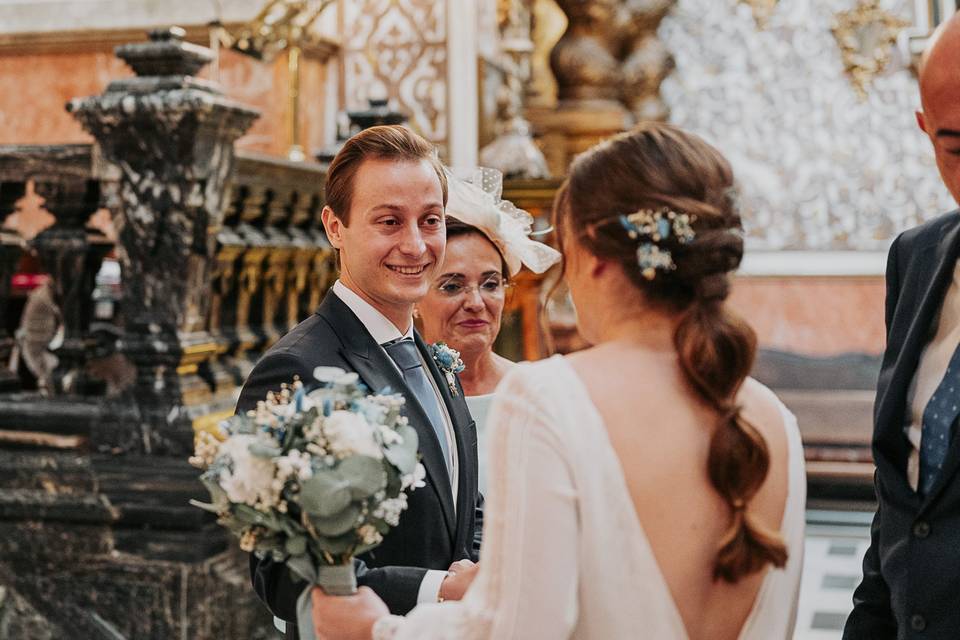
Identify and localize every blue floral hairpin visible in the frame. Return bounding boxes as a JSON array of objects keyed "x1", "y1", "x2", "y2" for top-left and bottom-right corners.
[{"x1": 618, "y1": 208, "x2": 696, "y2": 280}]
